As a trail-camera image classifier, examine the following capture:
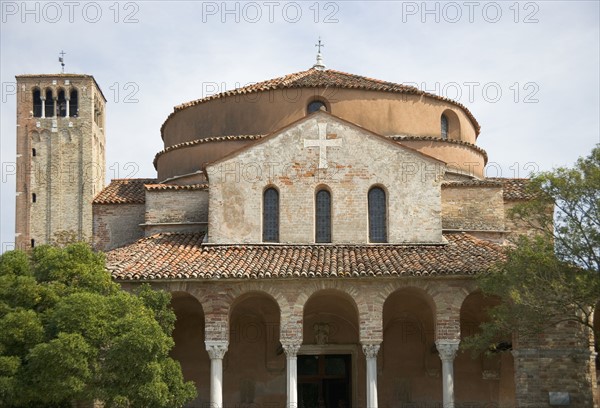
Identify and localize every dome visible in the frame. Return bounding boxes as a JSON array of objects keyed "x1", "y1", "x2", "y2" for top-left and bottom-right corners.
[{"x1": 155, "y1": 68, "x2": 486, "y2": 182}]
